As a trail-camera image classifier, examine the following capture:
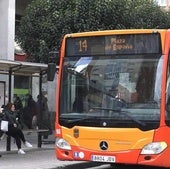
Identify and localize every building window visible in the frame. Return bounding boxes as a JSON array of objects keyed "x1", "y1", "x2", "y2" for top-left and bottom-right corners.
[{"x1": 155, "y1": 0, "x2": 167, "y2": 6}]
